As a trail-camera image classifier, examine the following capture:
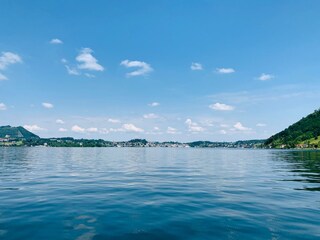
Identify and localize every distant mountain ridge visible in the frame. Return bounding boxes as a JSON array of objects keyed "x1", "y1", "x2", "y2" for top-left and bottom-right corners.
[
  {"x1": 0, "y1": 126, "x2": 40, "y2": 139},
  {"x1": 265, "y1": 109, "x2": 320, "y2": 148}
]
